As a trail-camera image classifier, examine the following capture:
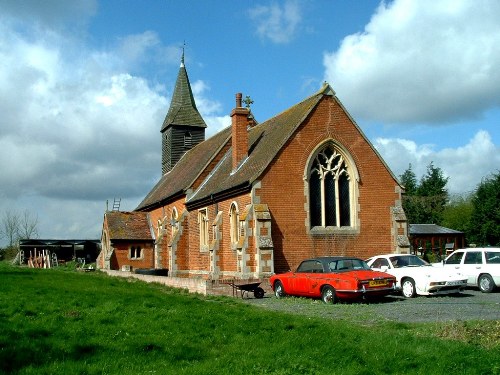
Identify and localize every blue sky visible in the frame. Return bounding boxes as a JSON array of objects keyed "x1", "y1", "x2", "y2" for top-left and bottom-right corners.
[{"x1": 0, "y1": 0, "x2": 499, "y2": 243}]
